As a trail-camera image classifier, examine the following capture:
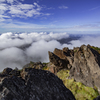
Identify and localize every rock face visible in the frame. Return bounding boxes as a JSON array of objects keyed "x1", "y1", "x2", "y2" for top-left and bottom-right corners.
[
  {"x1": 70, "y1": 45, "x2": 100, "y2": 91},
  {"x1": 48, "y1": 51, "x2": 68, "y2": 73},
  {"x1": 48, "y1": 48, "x2": 73, "y2": 73},
  {"x1": 48, "y1": 45, "x2": 100, "y2": 92},
  {"x1": 0, "y1": 68, "x2": 76, "y2": 100}
]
